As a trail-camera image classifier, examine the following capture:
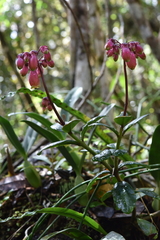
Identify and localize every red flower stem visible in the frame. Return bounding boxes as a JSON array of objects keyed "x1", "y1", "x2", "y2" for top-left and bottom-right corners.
[
  {"x1": 123, "y1": 60, "x2": 128, "y2": 116},
  {"x1": 113, "y1": 61, "x2": 129, "y2": 182},
  {"x1": 38, "y1": 64, "x2": 65, "y2": 126}
]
